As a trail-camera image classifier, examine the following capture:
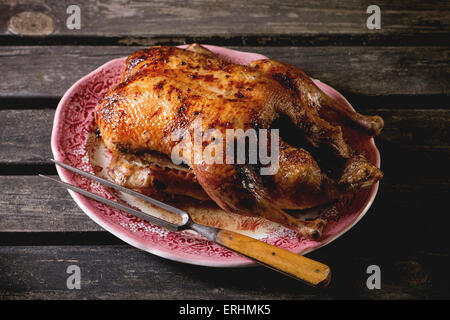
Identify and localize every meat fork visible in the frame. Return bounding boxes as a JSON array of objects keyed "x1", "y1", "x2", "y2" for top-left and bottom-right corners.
[{"x1": 41, "y1": 159, "x2": 331, "y2": 287}]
